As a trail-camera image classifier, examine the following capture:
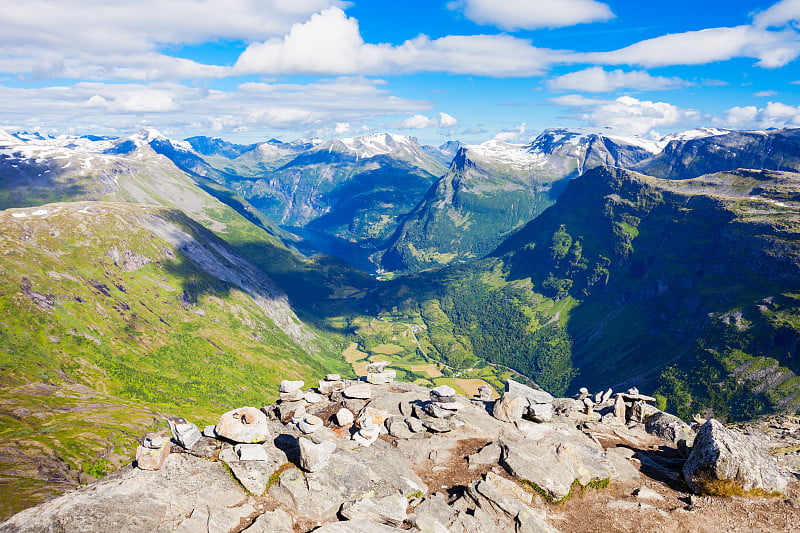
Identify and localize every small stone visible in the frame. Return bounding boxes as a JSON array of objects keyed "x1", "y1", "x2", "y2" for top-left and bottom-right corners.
[
  {"x1": 477, "y1": 385, "x2": 493, "y2": 400},
  {"x1": 202, "y1": 425, "x2": 217, "y2": 438},
  {"x1": 343, "y1": 383, "x2": 372, "y2": 399},
  {"x1": 634, "y1": 486, "x2": 665, "y2": 501},
  {"x1": 358, "y1": 407, "x2": 391, "y2": 428},
  {"x1": 280, "y1": 380, "x2": 304, "y2": 393},
  {"x1": 386, "y1": 416, "x2": 414, "y2": 439},
  {"x1": 431, "y1": 385, "x2": 456, "y2": 398},
  {"x1": 594, "y1": 392, "x2": 603, "y2": 404},
  {"x1": 325, "y1": 374, "x2": 341, "y2": 381},
  {"x1": 318, "y1": 379, "x2": 345, "y2": 395},
  {"x1": 601, "y1": 388, "x2": 614, "y2": 403},
  {"x1": 614, "y1": 395, "x2": 627, "y2": 419},
  {"x1": 335, "y1": 408, "x2": 354, "y2": 426},
  {"x1": 579, "y1": 387, "x2": 589, "y2": 395},
  {"x1": 234, "y1": 443, "x2": 270, "y2": 461},
  {"x1": 135, "y1": 440, "x2": 170, "y2": 470},
  {"x1": 304, "y1": 391, "x2": 324, "y2": 404},
  {"x1": 297, "y1": 415, "x2": 324, "y2": 434},
  {"x1": 291, "y1": 406, "x2": 307, "y2": 424},
  {"x1": 298, "y1": 437, "x2": 336, "y2": 472},
  {"x1": 406, "y1": 417, "x2": 425, "y2": 433},
  {"x1": 142, "y1": 433, "x2": 163, "y2": 449},
  {"x1": 168, "y1": 418, "x2": 202, "y2": 450},
  {"x1": 365, "y1": 361, "x2": 390, "y2": 373},
  {"x1": 426, "y1": 402, "x2": 456, "y2": 419},
  {"x1": 353, "y1": 425, "x2": 380, "y2": 447},
  {"x1": 279, "y1": 390, "x2": 305, "y2": 402},
  {"x1": 528, "y1": 402, "x2": 554, "y2": 423},
  {"x1": 627, "y1": 387, "x2": 640, "y2": 395}
]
